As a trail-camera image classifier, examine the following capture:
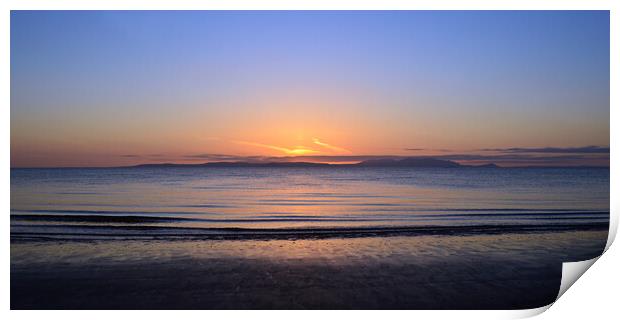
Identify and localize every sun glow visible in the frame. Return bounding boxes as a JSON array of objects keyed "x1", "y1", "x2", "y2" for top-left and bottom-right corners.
[
  {"x1": 234, "y1": 140, "x2": 320, "y2": 156},
  {"x1": 231, "y1": 137, "x2": 354, "y2": 156},
  {"x1": 285, "y1": 147, "x2": 317, "y2": 156}
]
